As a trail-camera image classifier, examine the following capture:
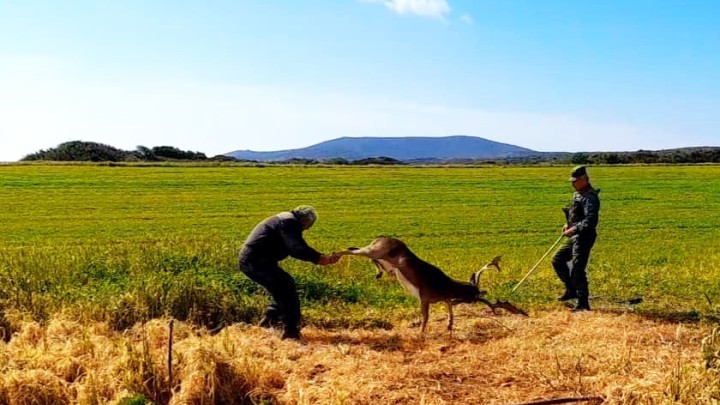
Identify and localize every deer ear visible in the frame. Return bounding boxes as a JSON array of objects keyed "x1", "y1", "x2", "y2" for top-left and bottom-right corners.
[{"x1": 469, "y1": 273, "x2": 476, "y2": 285}]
